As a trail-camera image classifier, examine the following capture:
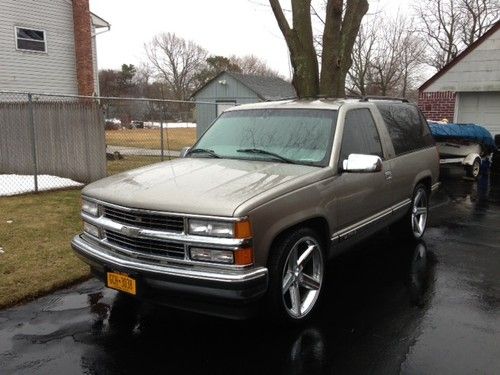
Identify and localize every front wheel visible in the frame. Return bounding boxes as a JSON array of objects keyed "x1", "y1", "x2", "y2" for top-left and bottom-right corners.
[{"x1": 266, "y1": 228, "x2": 325, "y2": 323}]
